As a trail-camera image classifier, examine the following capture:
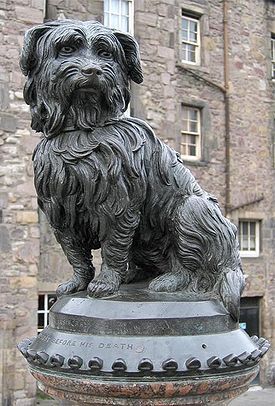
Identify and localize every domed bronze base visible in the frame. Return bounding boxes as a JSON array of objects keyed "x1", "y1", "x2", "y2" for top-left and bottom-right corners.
[{"x1": 18, "y1": 283, "x2": 269, "y2": 405}]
